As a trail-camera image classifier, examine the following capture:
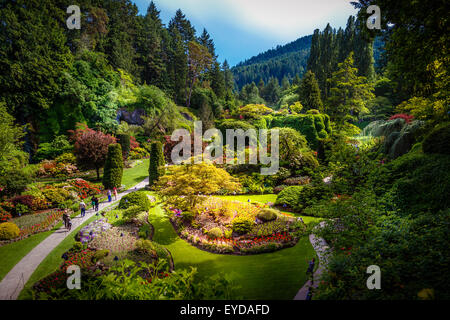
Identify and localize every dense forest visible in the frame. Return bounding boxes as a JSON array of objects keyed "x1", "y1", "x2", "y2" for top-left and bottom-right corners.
[{"x1": 0, "y1": 0, "x2": 449, "y2": 302}]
